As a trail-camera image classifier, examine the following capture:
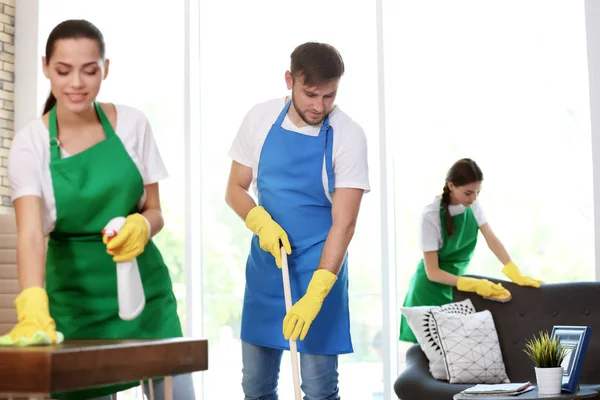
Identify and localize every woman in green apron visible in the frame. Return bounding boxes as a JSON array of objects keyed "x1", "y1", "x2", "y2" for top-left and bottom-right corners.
[
  {"x1": 400, "y1": 158, "x2": 542, "y2": 343},
  {"x1": 2, "y1": 20, "x2": 195, "y2": 399}
]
